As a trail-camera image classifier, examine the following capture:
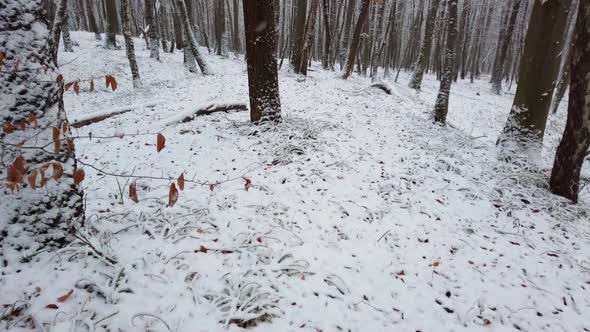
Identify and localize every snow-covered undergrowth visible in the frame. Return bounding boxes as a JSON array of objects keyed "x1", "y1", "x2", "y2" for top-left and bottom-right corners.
[{"x1": 2, "y1": 32, "x2": 589, "y2": 331}]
